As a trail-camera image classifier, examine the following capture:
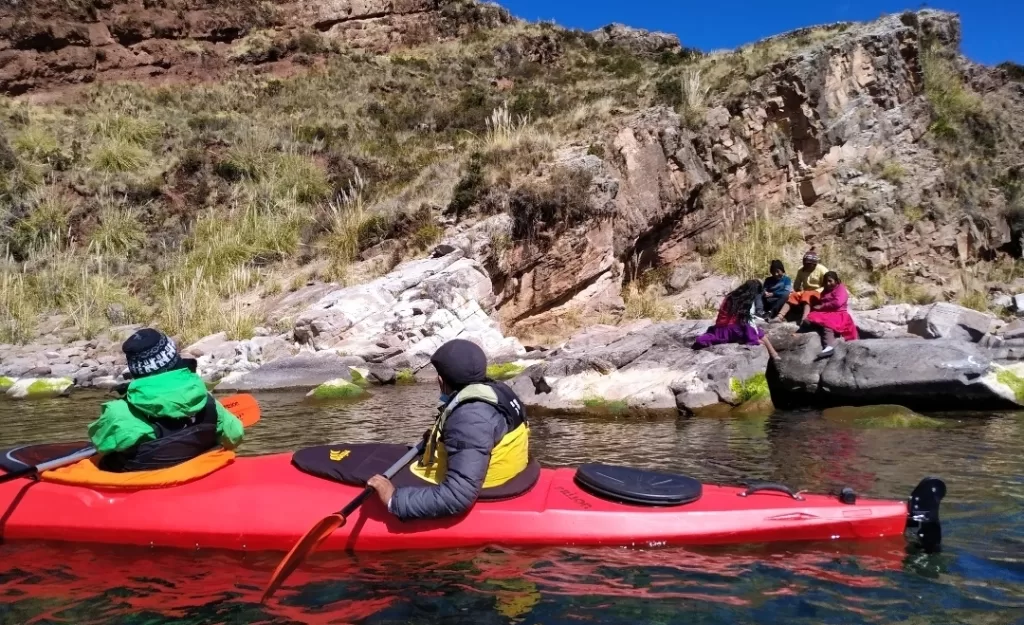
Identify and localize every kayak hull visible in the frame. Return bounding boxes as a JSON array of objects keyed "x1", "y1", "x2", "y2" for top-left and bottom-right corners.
[{"x1": 0, "y1": 453, "x2": 909, "y2": 553}]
